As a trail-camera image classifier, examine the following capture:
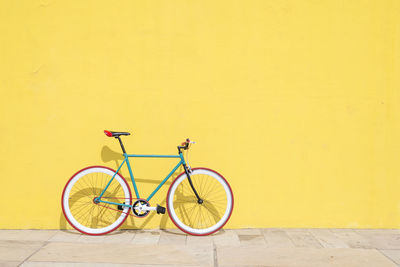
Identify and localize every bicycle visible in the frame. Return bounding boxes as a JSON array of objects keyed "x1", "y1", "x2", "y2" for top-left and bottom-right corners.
[{"x1": 61, "y1": 130, "x2": 234, "y2": 236}]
